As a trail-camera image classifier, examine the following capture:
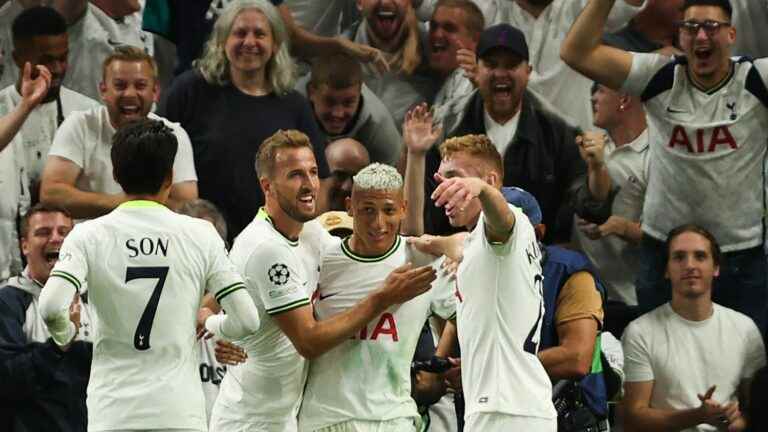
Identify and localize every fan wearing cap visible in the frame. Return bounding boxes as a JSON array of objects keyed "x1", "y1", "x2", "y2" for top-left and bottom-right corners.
[{"x1": 422, "y1": 23, "x2": 585, "y2": 244}]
